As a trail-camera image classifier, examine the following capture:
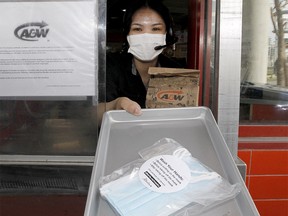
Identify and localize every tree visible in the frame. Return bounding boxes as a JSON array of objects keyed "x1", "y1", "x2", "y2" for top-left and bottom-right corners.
[{"x1": 271, "y1": 0, "x2": 288, "y2": 86}]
